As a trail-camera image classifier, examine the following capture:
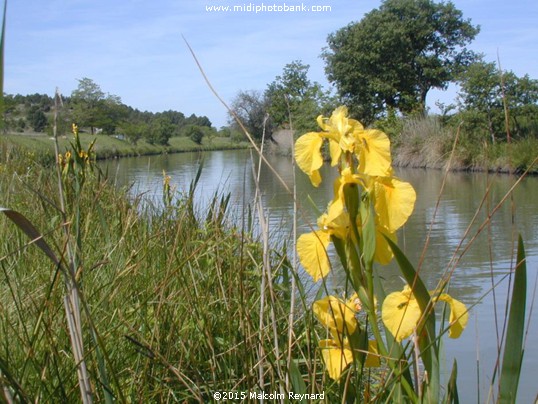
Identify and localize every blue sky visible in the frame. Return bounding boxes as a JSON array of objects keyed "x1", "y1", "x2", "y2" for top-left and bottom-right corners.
[{"x1": 4, "y1": 0, "x2": 538, "y2": 128}]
